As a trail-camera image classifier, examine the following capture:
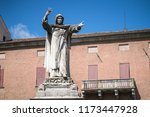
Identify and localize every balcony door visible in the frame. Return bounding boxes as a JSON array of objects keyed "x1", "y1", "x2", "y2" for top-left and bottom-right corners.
[
  {"x1": 88, "y1": 65, "x2": 98, "y2": 80},
  {"x1": 119, "y1": 63, "x2": 130, "y2": 79}
]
